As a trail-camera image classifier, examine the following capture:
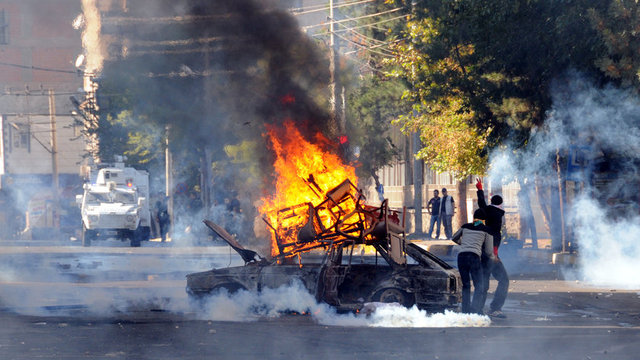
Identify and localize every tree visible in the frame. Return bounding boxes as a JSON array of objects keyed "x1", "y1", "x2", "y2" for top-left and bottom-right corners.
[
  {"x1": 379, "y1": 0, "x2": 614, "y2": 242},
  {"x1": 589, "y1": 1, "x2": 640, "y2": 90},
  {"x1": 387, "y1": 0, "x2": 608, "y2": 177},
  {"x1": 346, "y1": 75, "x2": 410, "y2": 185}
]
